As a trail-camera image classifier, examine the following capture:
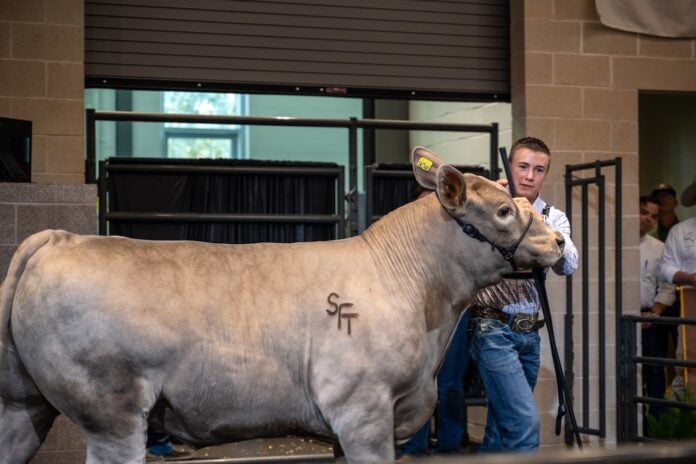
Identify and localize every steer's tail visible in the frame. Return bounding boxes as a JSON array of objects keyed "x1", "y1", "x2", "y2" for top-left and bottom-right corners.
[{"x1": 0, "y1": 230, "x2": 55, "y2": 369}]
